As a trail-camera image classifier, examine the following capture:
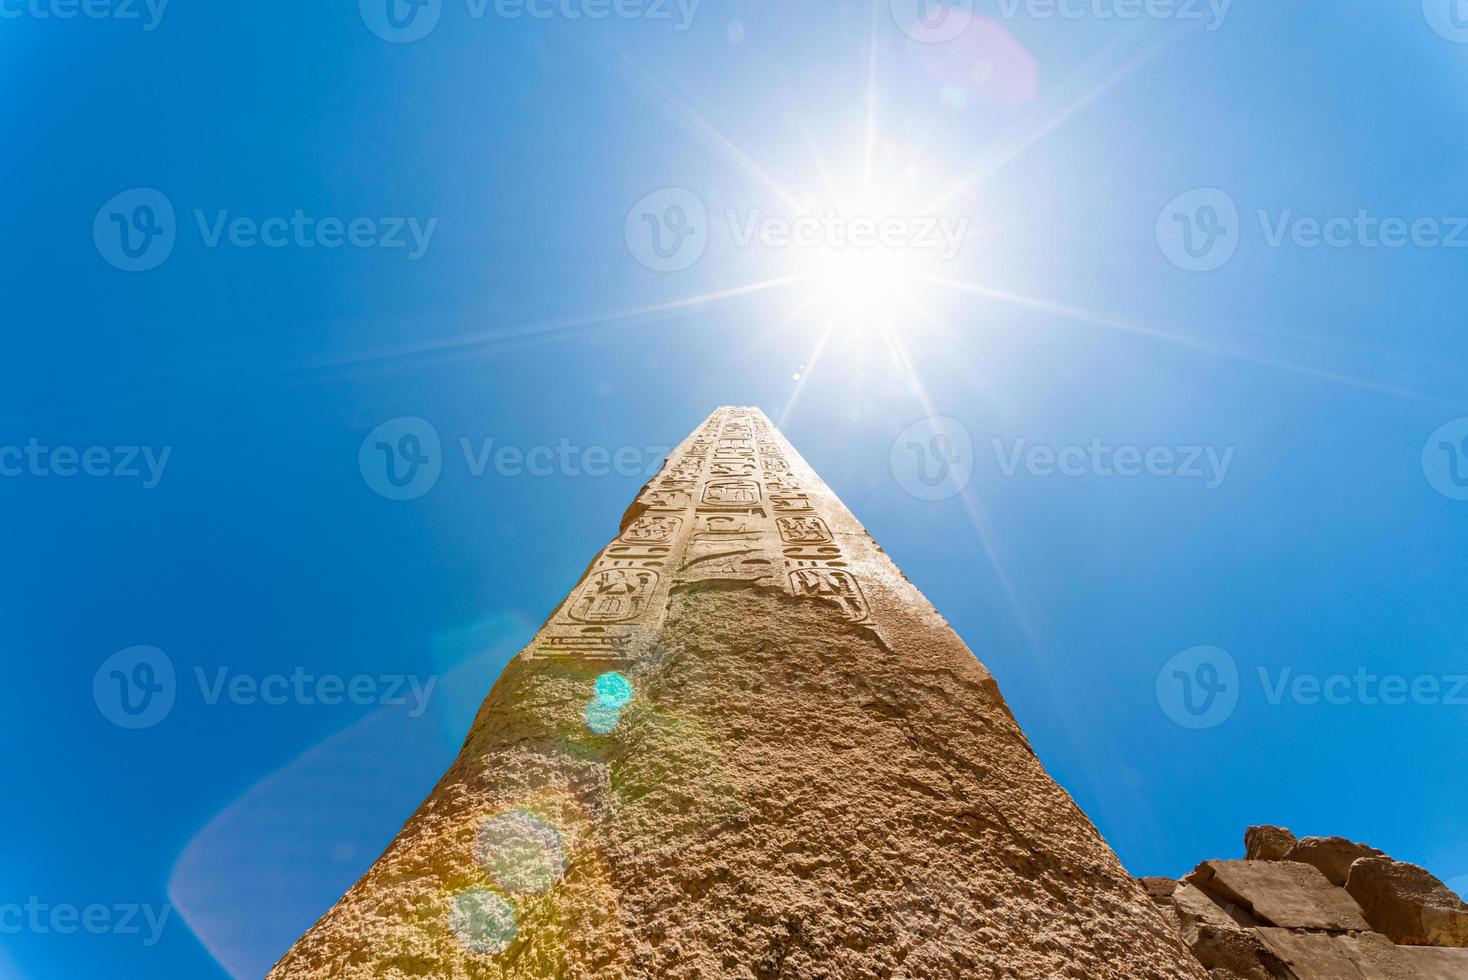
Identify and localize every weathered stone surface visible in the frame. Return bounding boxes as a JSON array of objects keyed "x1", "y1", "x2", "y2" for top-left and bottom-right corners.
[
  {"x1": 1346, "y1": 856, "x2": 1468, "y2": 947},
  {"x1": 1174, "y1": 882, "x2": 1257, "y2": 930},
  {"x1": 1182, "y1": 924, "x2": 1280, "y2": 980},
  {"x1": 1253, "y1": 929, "x2": 1379, "y2": 980},
  {"x1": 1245, "y1": 826, "x2": 1298, "y2": 863},
  {"x1": 269, "y1": 408, "x2": 1207, "y2": 979},
  {"x1": 1287, "y1": 836, "x2": 1386, "y2": 887},
  {"x1": 1142, "y1": 876, "x2": 1180, "y2": 903},
  {"x1": 1187, "y1": 860, "x2": 1371, "y2": 932},
  {"x1": 1240, "y1": 826, "x2": 1385, "y2": 888},
  {"x1": 1255, "y1": 928, "x2": 1468, "y2": 980},
  {"x1": 1386, "y1": 943, "x2": 1468, "y2": 979}
]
